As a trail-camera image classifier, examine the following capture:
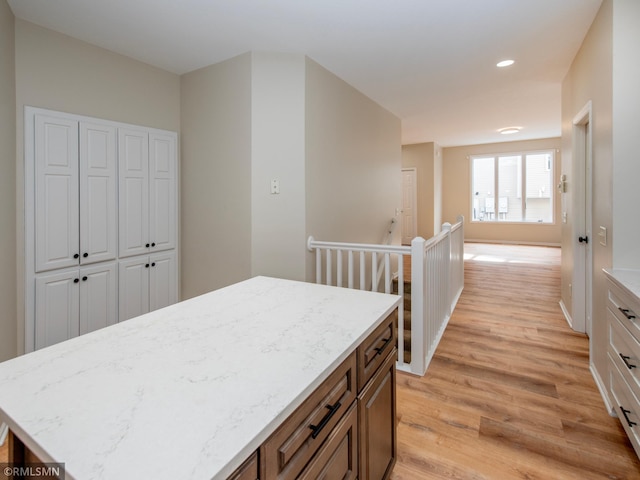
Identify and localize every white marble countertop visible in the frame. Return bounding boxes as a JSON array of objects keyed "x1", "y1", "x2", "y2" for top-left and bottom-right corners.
[
  {"x1": 0, "y1": 276, "x2": 401, "y2": 480},
  {"x1": 603, "y1": 268, "x2": 640, "y2": 301}
]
